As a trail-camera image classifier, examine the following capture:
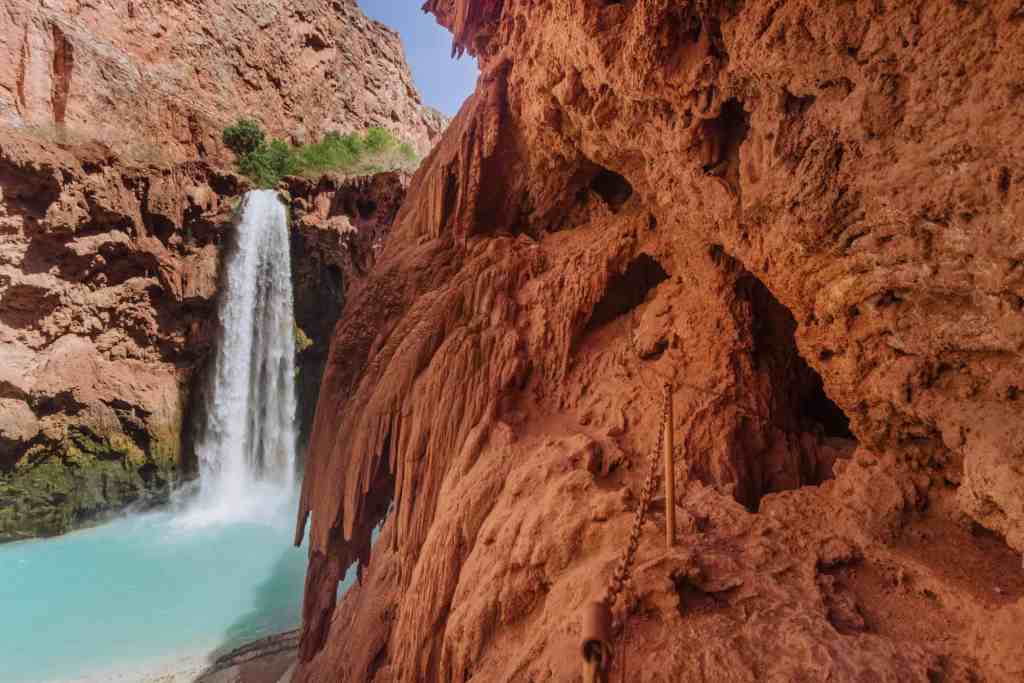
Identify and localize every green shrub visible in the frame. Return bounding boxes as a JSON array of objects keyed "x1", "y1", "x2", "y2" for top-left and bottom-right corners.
[
  {"x1": 363, "y1": 127, "x2": 391, "y2": 153},
  {"x1": 223, "y1": 120, "x2": 421, "y2": 187},
  {"x1": 222, "y1": 118, "x2": 265, "y2": 156}
]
